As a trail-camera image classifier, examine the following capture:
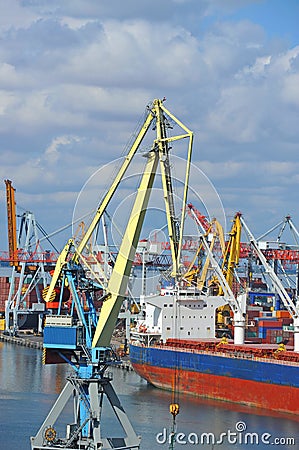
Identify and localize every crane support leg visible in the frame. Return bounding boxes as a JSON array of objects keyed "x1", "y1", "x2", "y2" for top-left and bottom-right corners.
[
  {"x1": 30, "y1": 381, "x2": 74, "y2": 449},
  {"x1": 31, "y1": 375, "x2": 140, "y2": 450}
]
